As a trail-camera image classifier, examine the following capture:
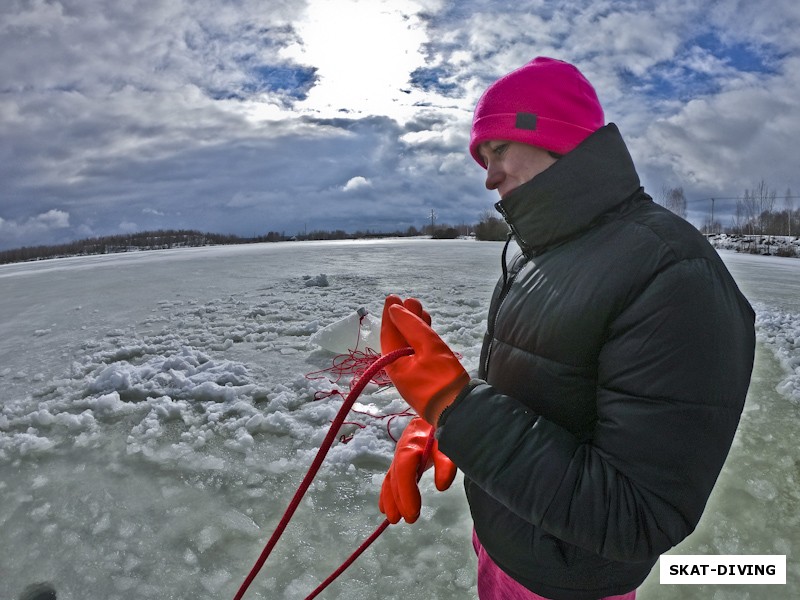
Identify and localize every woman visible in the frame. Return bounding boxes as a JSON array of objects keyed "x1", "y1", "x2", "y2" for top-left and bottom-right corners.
[{"x1": 378, "y1": 57, "x2": 755, "y2": 600}]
